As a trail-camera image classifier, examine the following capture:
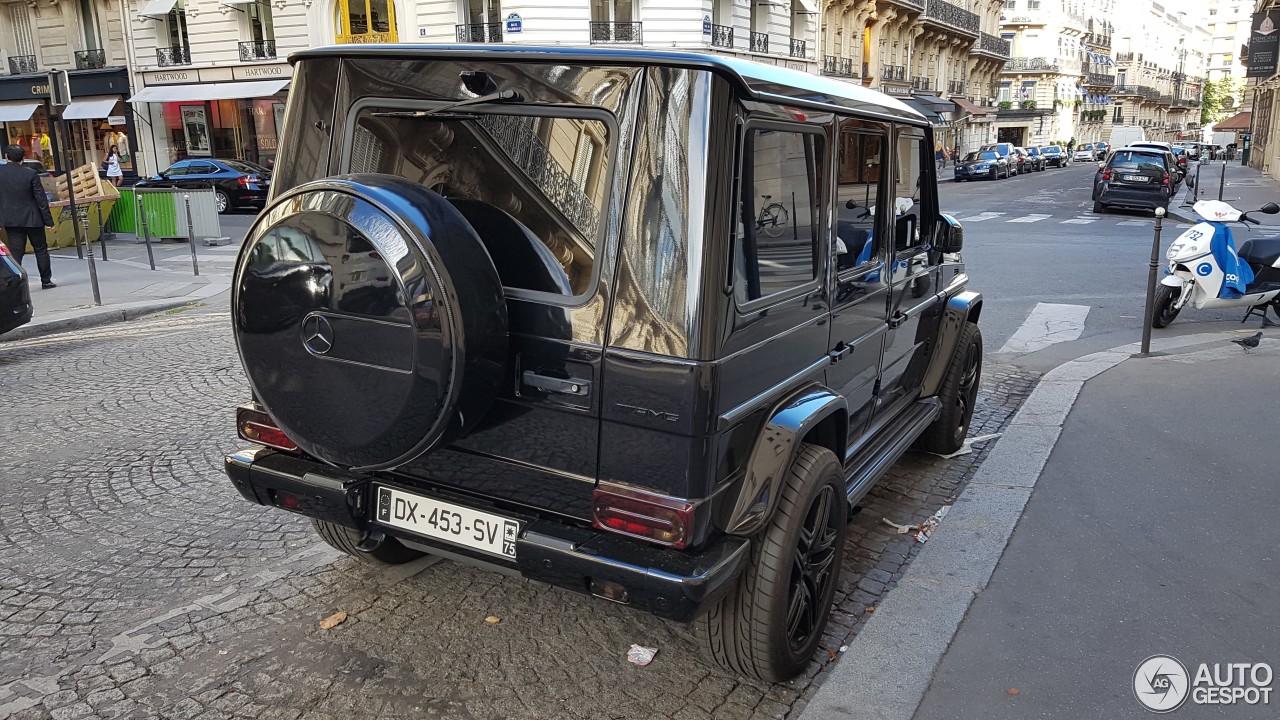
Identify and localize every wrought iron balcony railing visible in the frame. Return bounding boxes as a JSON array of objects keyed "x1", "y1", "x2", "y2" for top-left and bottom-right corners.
[
  {"x1": 790, "y1": 38, "x2": 806, "y2": 59},
  {"x1": 882, "y1": 64, "x2": 907, "y2": 82},
  {"x1": 336, "y1": 31, "x2": 396, "y2": 43},
  {"x1": 590, "y1": 21, "x2": 641, "y2": 44},
  {"x1": 1005, "y1": 57, "x2": 1058, "y2": 72},
  {"x1": 750, "y1": 31, "x2": 768, "y2": 54},
  {"x1": 974, "y1": 32, "x2": 1010, "y2": 59},
  {"x1": 948, "y1": 80, "x2": 965, "y2": 95},
  {"x1": 887, "y1": 0, "x2": 925, "y2": 9},
  {"x1": 456, "y1": 23, "x2": 502, "y2": 43},
  {"x1": 823, "y1": 55, "x2": 837, "y2": 74},
  {"x1": 238, "y1": 40, "x2": 276, "y2": 62},
  {"x1": 156, "y1": 46, "x2": 190, "y2": 67},
  {"x1": 7, "y1": 55, "x2": 37, "y2": 75},
  {"x1": 74, "y1": 49, "x2": 106, "y2": 70},
  {"x1": 1115, "y1": 52, "x2": 1138, "y2": 62},
  {"x1": 923, "y1": 0, "x2": 979, "y2": 35},
  {"x1": 840, "y1": 58, "x2": 855, "y2": 77},
  {"x1": 911, "y1": 76, "x2": 932, "y2": 91},
  {"x1": 711, "y1": 24, "x2": 733, "y2": 49},
  {"x1": 1085, "y1": 73, "x2": 1115, "y2": 87}
]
